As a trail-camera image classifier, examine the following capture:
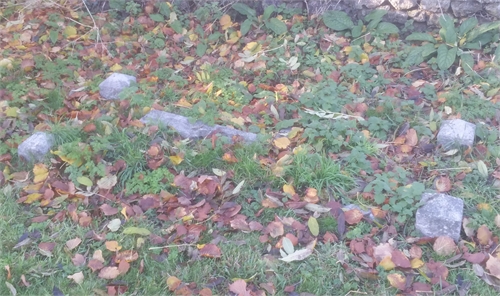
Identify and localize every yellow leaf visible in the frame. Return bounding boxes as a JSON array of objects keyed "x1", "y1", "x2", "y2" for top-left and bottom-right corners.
[
  {"x1": 287, "y1": 127, "x2": 303, "y2": 139},
  {"x1": 174, "y1": 97, "x2": 192, "y2": 108},
  {"x1": 64, "y1": 26, "x2": 77, "y2": 37},
  {"x1": 387, "y1": 273, "x2": 406, "y2": 290},
  {"x1": 360, "y1": 52, "x2": 369, "y2": 63},
  {"x1": 226, "y1": 31, "x2": 241, "y2": 44},
  {"x1": 25, "y1": 193, "x2": 42, "y2": 204},
  {"x1": 5, "y1": 107, "x2": 19, "y2": 118},
  {"x1": 110, "y1": 64, "x2": 122, "y2": 72},
  {"x1": 379, "y1": 256, "x2": 395, "y2": 271},
  {"x1": 105, "y1": 240, "x2": 122, "y2": 252},
  {"x1": 219, "y1": 14, "x2": 233, "y2": 30},
  {"x1": 230, "y1": 117, "x2": 245, "y2": 126},
  {"x1": 169, "y1": 155, "x2": 183, "y2": 165},
  {"x1": 33, "y1": 163, "x2": 48, "y2": 183},
  {"x1": 283, "y1": 184, "x2": 295, "y2": 195},
  {"x1": 121, "y1": 207, "x2": 128, "y2": 220},
  {"x1": 274, "y1": 137, "x2": 291, "y2": 149},
  {"x1": 243, "y1": 42, "x2": 261, "y2": 54},
  {"x1": 410, "y1": 258, "x2": 424, "y2": 269}
]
